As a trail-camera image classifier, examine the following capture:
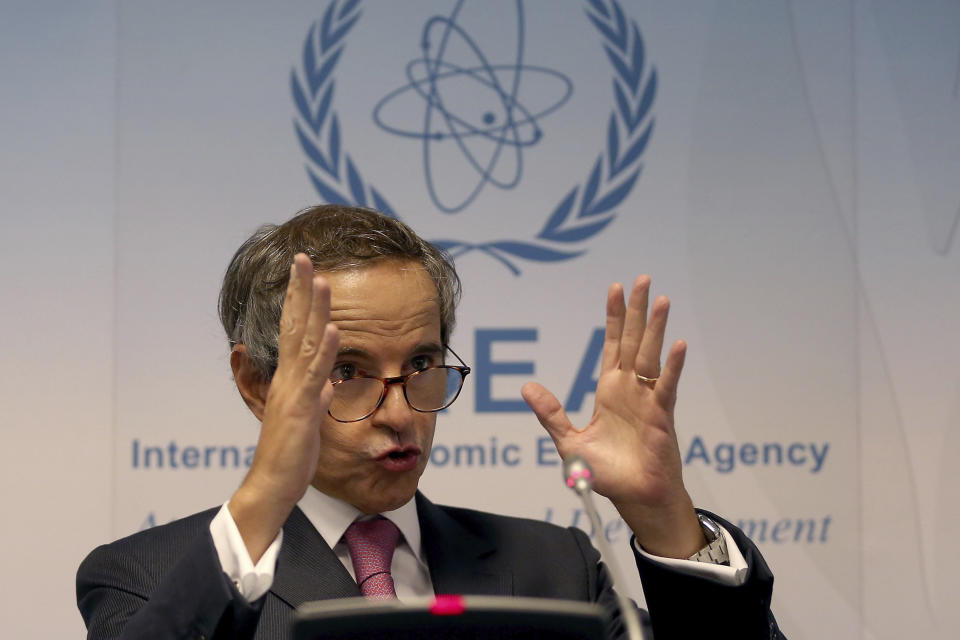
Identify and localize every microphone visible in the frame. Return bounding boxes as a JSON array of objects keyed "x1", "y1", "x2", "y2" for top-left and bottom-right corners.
[{"x1": 563, "y1": 455, "x2": 648, "y2": 640}]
